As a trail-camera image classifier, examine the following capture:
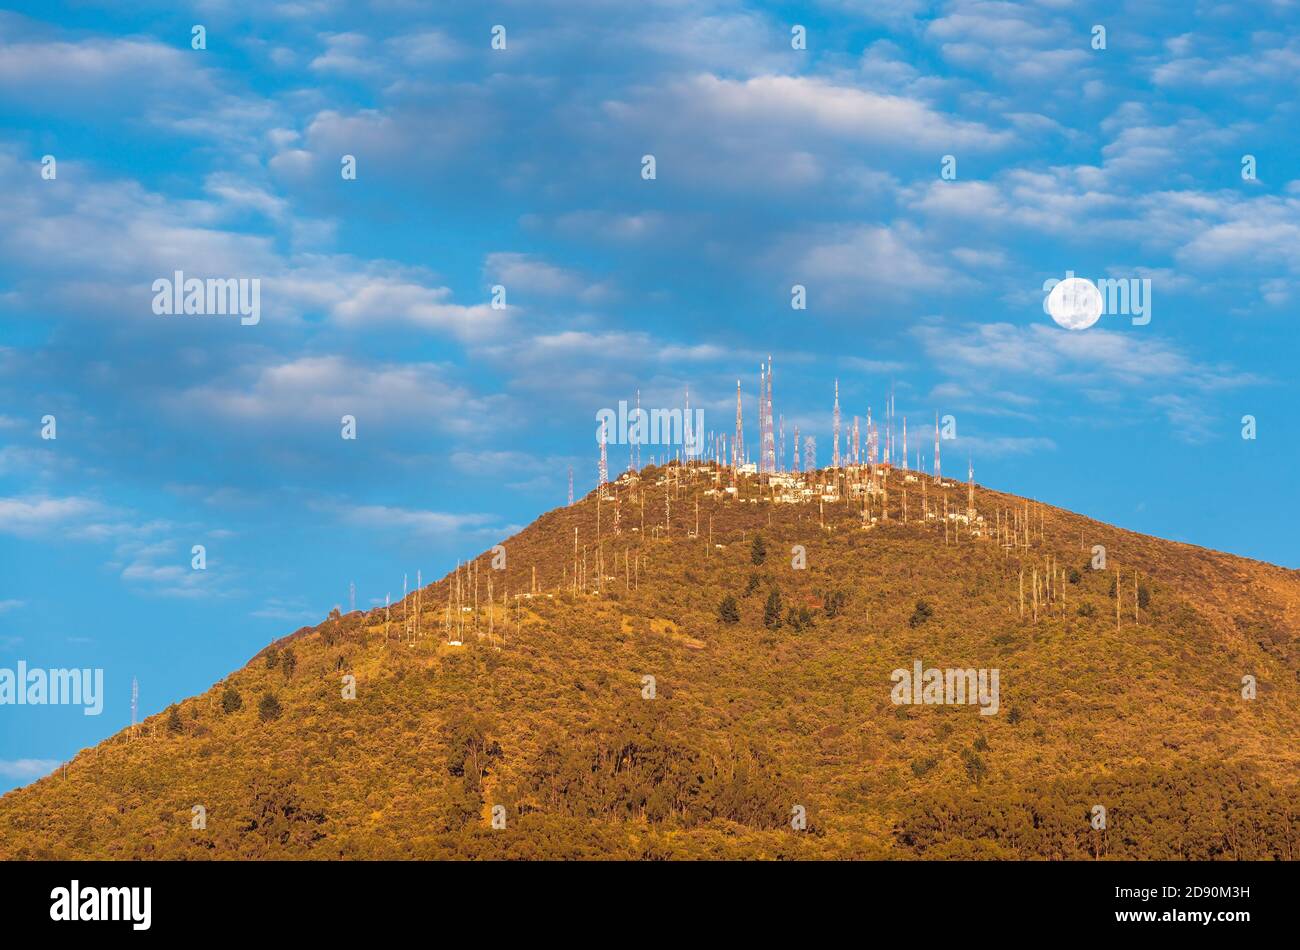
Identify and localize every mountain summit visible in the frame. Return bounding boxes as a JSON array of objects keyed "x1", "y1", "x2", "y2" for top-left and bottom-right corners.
[{"x1": 2, "y1": 463, "x2": 1297, "y2": 859}]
